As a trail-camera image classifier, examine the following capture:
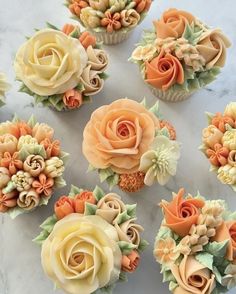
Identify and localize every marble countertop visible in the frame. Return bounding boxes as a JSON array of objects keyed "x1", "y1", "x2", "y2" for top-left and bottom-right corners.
[{"x1": 0, "y1": 0, "x2": 236, "y2": 293}]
